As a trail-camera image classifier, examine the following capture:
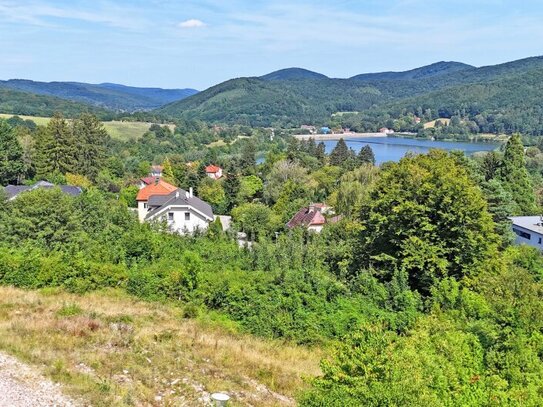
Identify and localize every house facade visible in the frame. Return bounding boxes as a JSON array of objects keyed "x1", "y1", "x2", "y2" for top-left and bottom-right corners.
[
  {"x1": 136, "y1": 180, "x2": 214, "y2": 234},
  {"x1": 205, "y1": 165, "x2": 223, "y2": 180},
  {"x1": 286, "y1": 203, "x2": 337, "y2": 233},
  {"x1": 510, "y1": 216, "x2": 543, "y2": 249}
]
